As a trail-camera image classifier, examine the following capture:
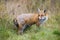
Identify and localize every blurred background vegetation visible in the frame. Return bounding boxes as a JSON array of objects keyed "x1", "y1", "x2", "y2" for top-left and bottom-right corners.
[{"x1": 0, "y1": 0, "x2": 60, "y2": 40}]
